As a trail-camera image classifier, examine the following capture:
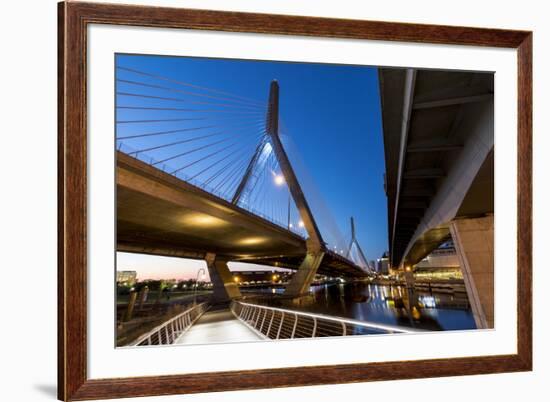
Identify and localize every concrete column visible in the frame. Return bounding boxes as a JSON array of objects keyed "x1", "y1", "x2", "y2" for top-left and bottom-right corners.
[
  {"x1": 404, "y1": 270, "x2": 415, "y2": 288},
  {"x1": 123, "y1": 290, "x2": 137, "y2": 322},
  {"x1": 449, "y1": 215, "x2": 494, "y2": 329},
  {"x1": 284, "y1": 251, "x2": 325, "y2": 297},
  {"x1": 205, "y1": 253, "x2": 241, "y2": 303},
  {"x1": 402, "y1": 269, "x2": 419, "y2": 313},
  {"x1": 137, "y1": 286, "x2": 149, "y2": 309}
]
